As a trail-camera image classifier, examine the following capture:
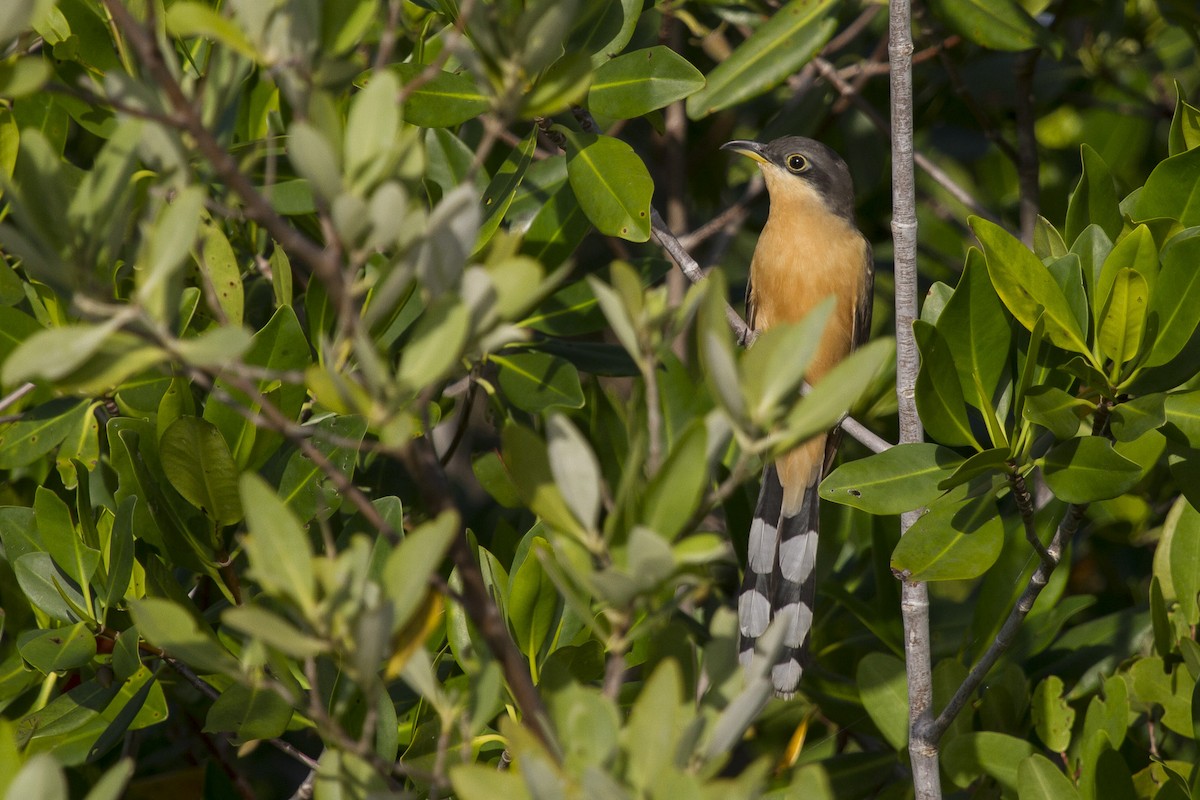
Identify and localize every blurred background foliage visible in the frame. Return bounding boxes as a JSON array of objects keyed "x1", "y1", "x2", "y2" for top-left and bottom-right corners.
[{"x1": 0, "y1": 0, "x2": 1198, "y2": 798}]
